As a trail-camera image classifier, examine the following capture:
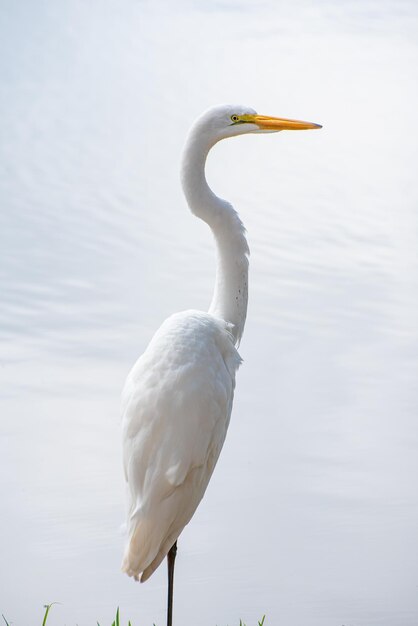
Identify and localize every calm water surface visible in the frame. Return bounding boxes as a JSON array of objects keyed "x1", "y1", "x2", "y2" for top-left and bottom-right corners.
[{"x1": 1, "y1": 1, "x2": 418, "y2": 624}]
